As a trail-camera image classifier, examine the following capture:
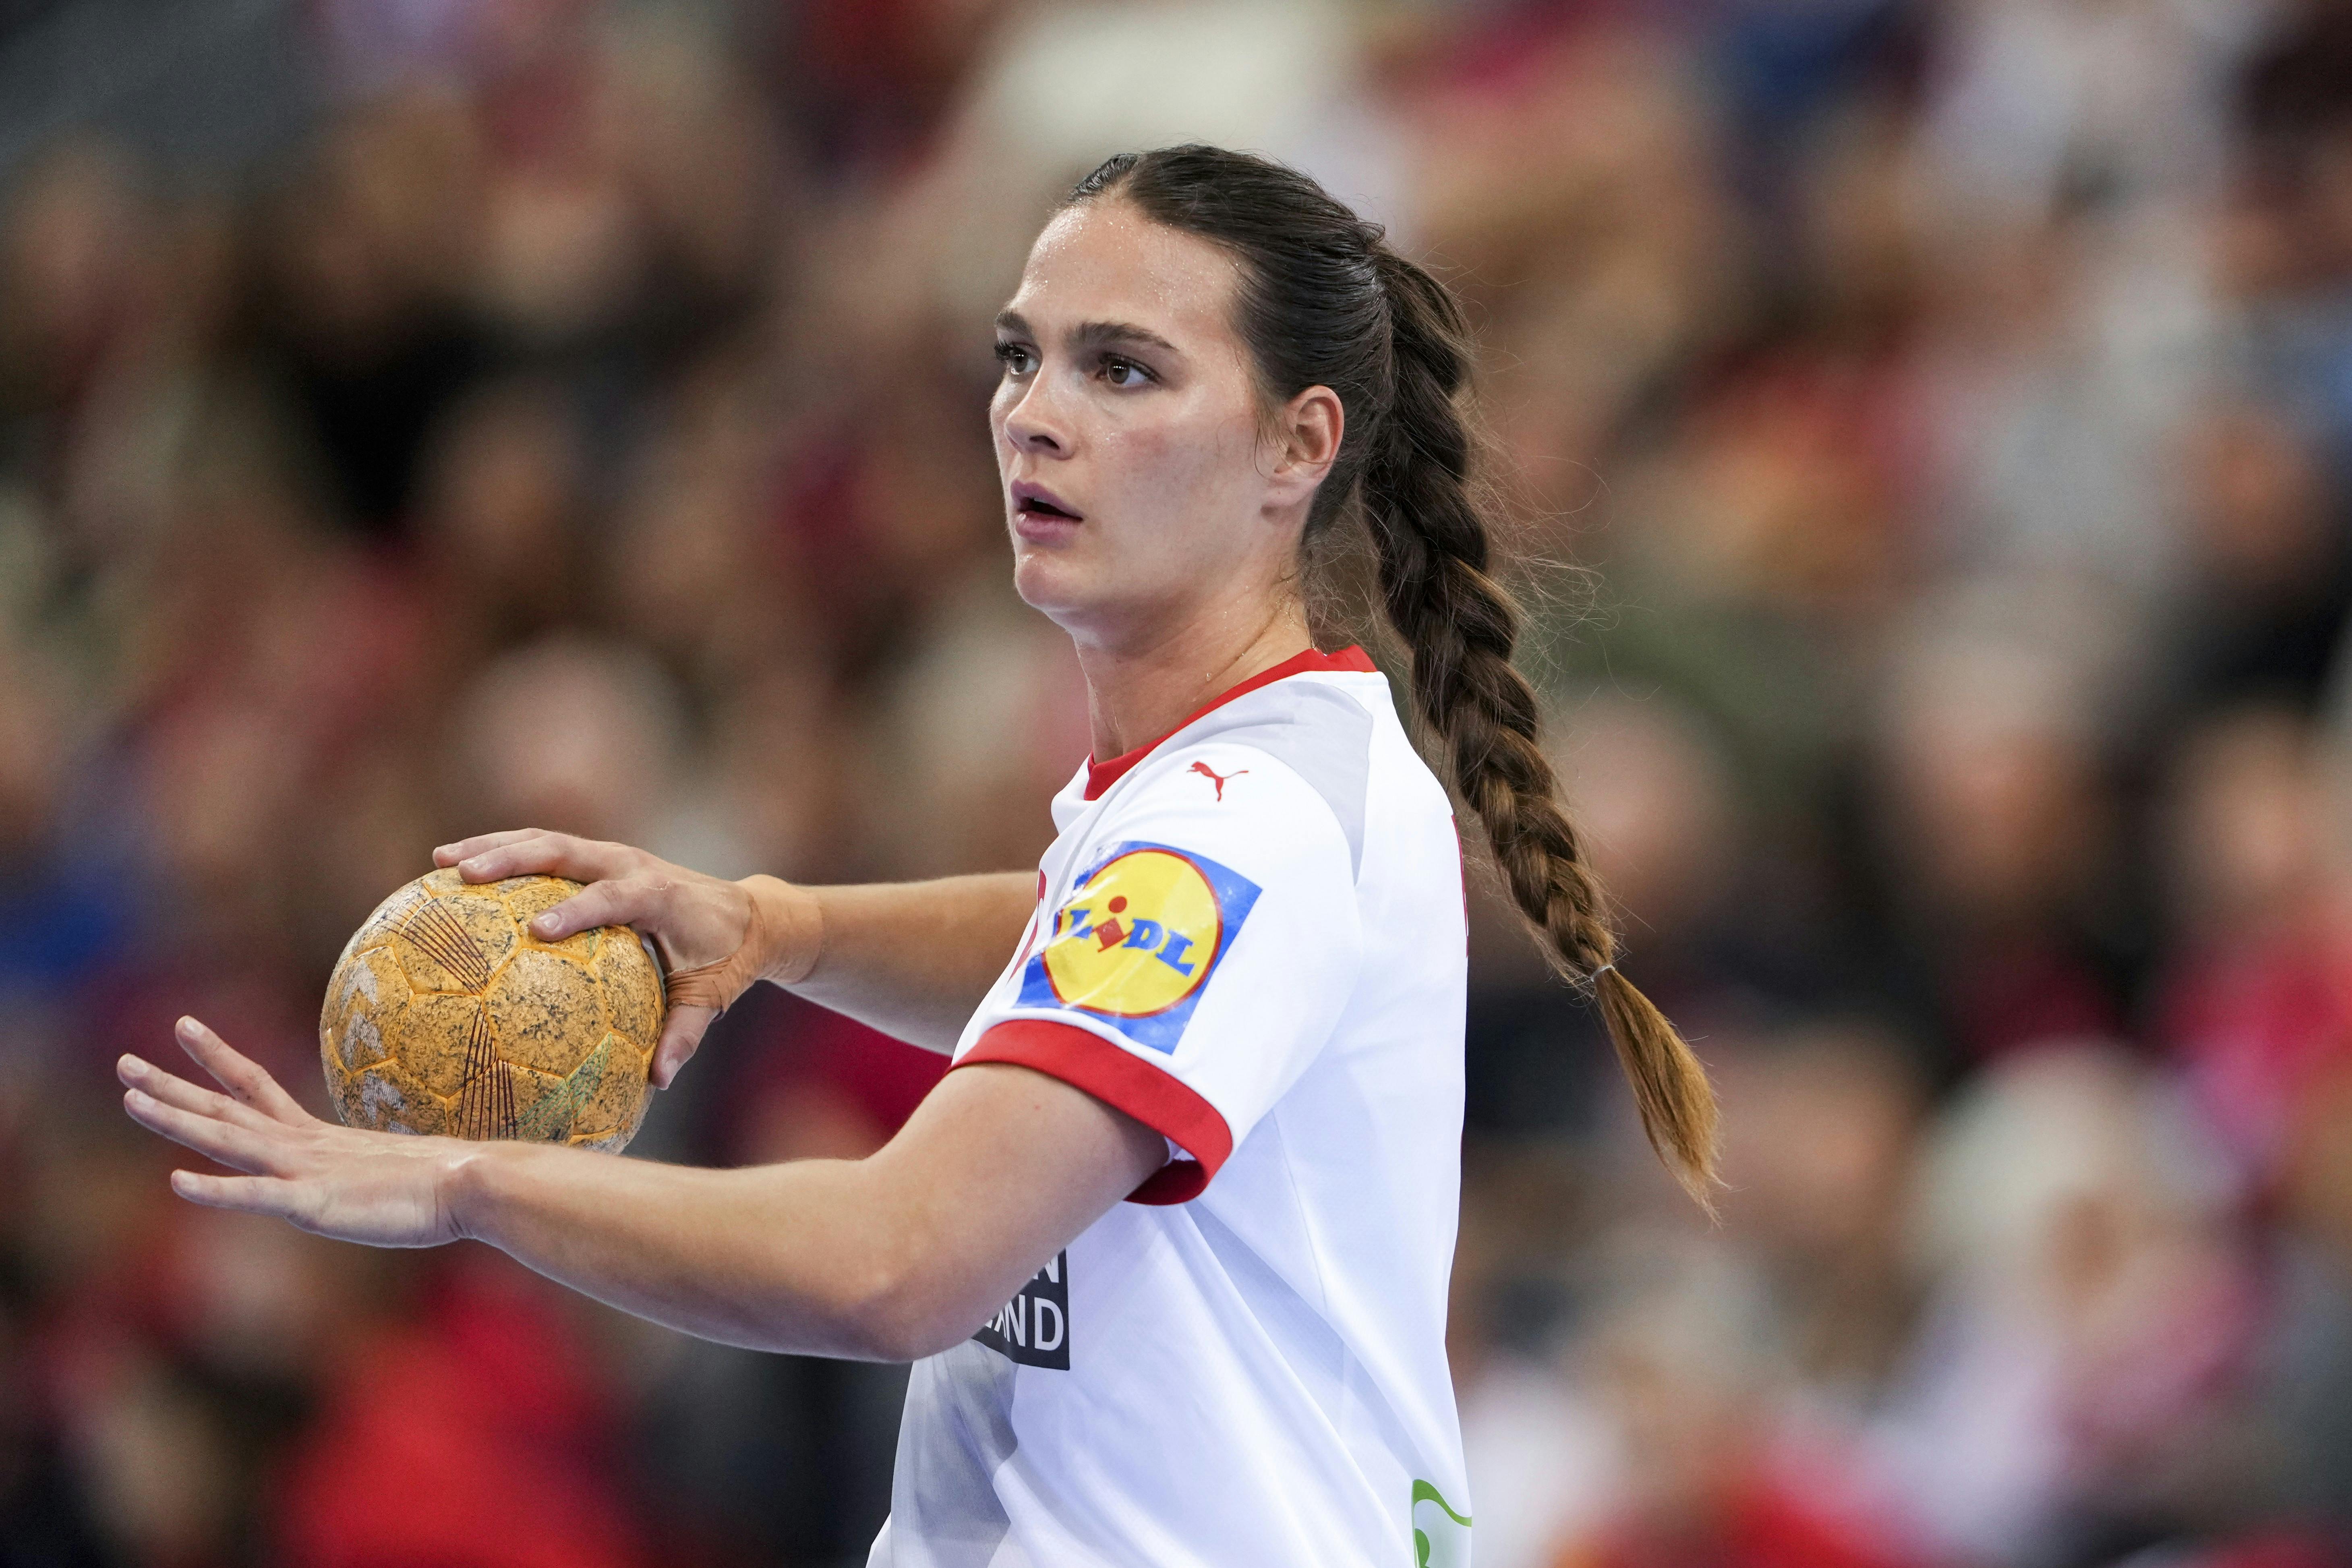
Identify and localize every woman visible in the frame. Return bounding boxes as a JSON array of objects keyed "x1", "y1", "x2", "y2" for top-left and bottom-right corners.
[{"x1": 119, "y1": 146, "x2": 1716, "y2": 1566}]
